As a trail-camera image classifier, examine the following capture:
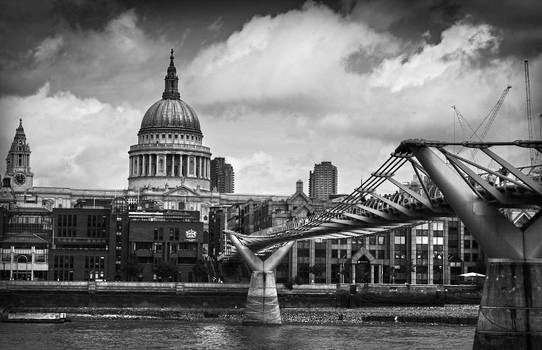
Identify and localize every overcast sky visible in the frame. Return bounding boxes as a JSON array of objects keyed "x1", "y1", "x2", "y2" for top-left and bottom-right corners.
[{"x1": 0, "y1": 0, "x2": 541, "y2": 195}]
